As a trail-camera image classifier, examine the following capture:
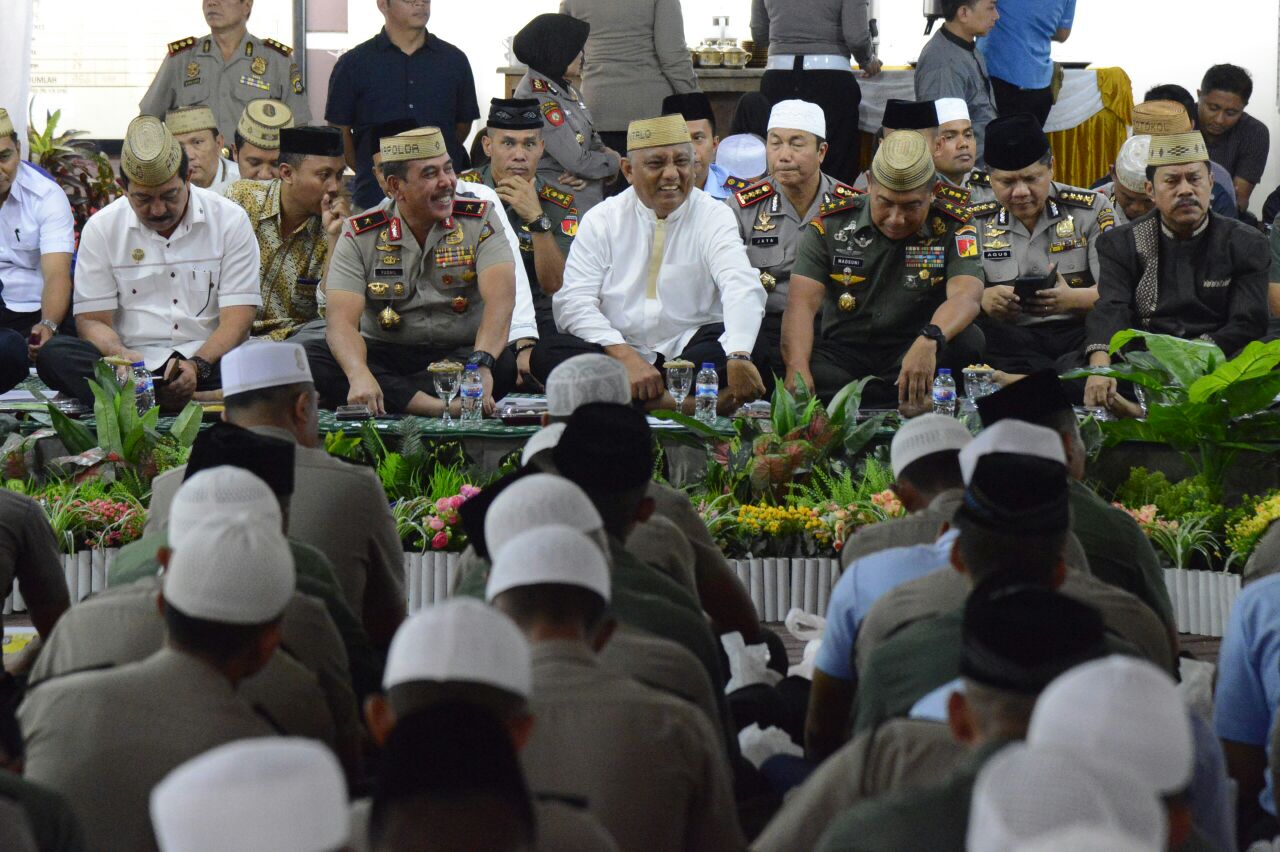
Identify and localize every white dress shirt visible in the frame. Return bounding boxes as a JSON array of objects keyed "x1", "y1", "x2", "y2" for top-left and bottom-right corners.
[
  {"x1": 0, "y1": 162, "x2": 75, "y2": 313},
  {"x1": 208, "y1": 158, "x2": 241, "y2": 196},
  {"x1": 554, "y1": 186, "x2": 765, "y2": 361},
  {"x1": 73, "y1": 185, "x2": 262, "y2": 370}
]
